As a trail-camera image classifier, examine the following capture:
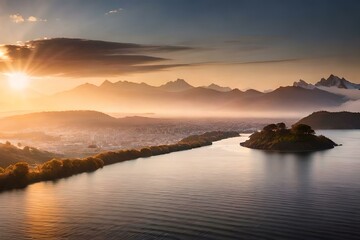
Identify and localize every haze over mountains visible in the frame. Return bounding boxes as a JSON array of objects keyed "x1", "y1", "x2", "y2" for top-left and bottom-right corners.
[
  {"x1": 294, "y1": 74, "x2": 360, "y2": 90},
  {"x1": 293, "y1": 75, "x2": 360, "y2": 101},
  {"x1": 0, "y1": 110, "x2": 161, "y2": 131},
  {"x1": 0, "y1": 74, "x2": 358, "y2": 118},
  {"x1": 40, "y1": 75, "x2": 357, "y2": 117}
]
